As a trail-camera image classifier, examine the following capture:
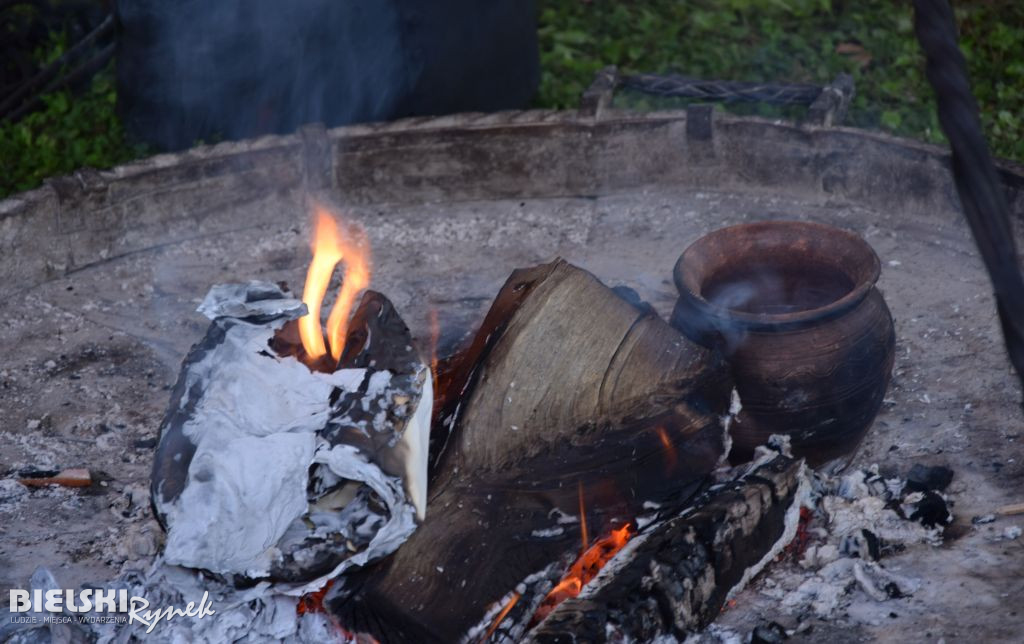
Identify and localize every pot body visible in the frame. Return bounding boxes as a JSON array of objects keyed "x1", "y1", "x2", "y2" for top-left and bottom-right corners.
[{"x1": 671, "y1": 221, "x2": 895, "y2": 466}]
